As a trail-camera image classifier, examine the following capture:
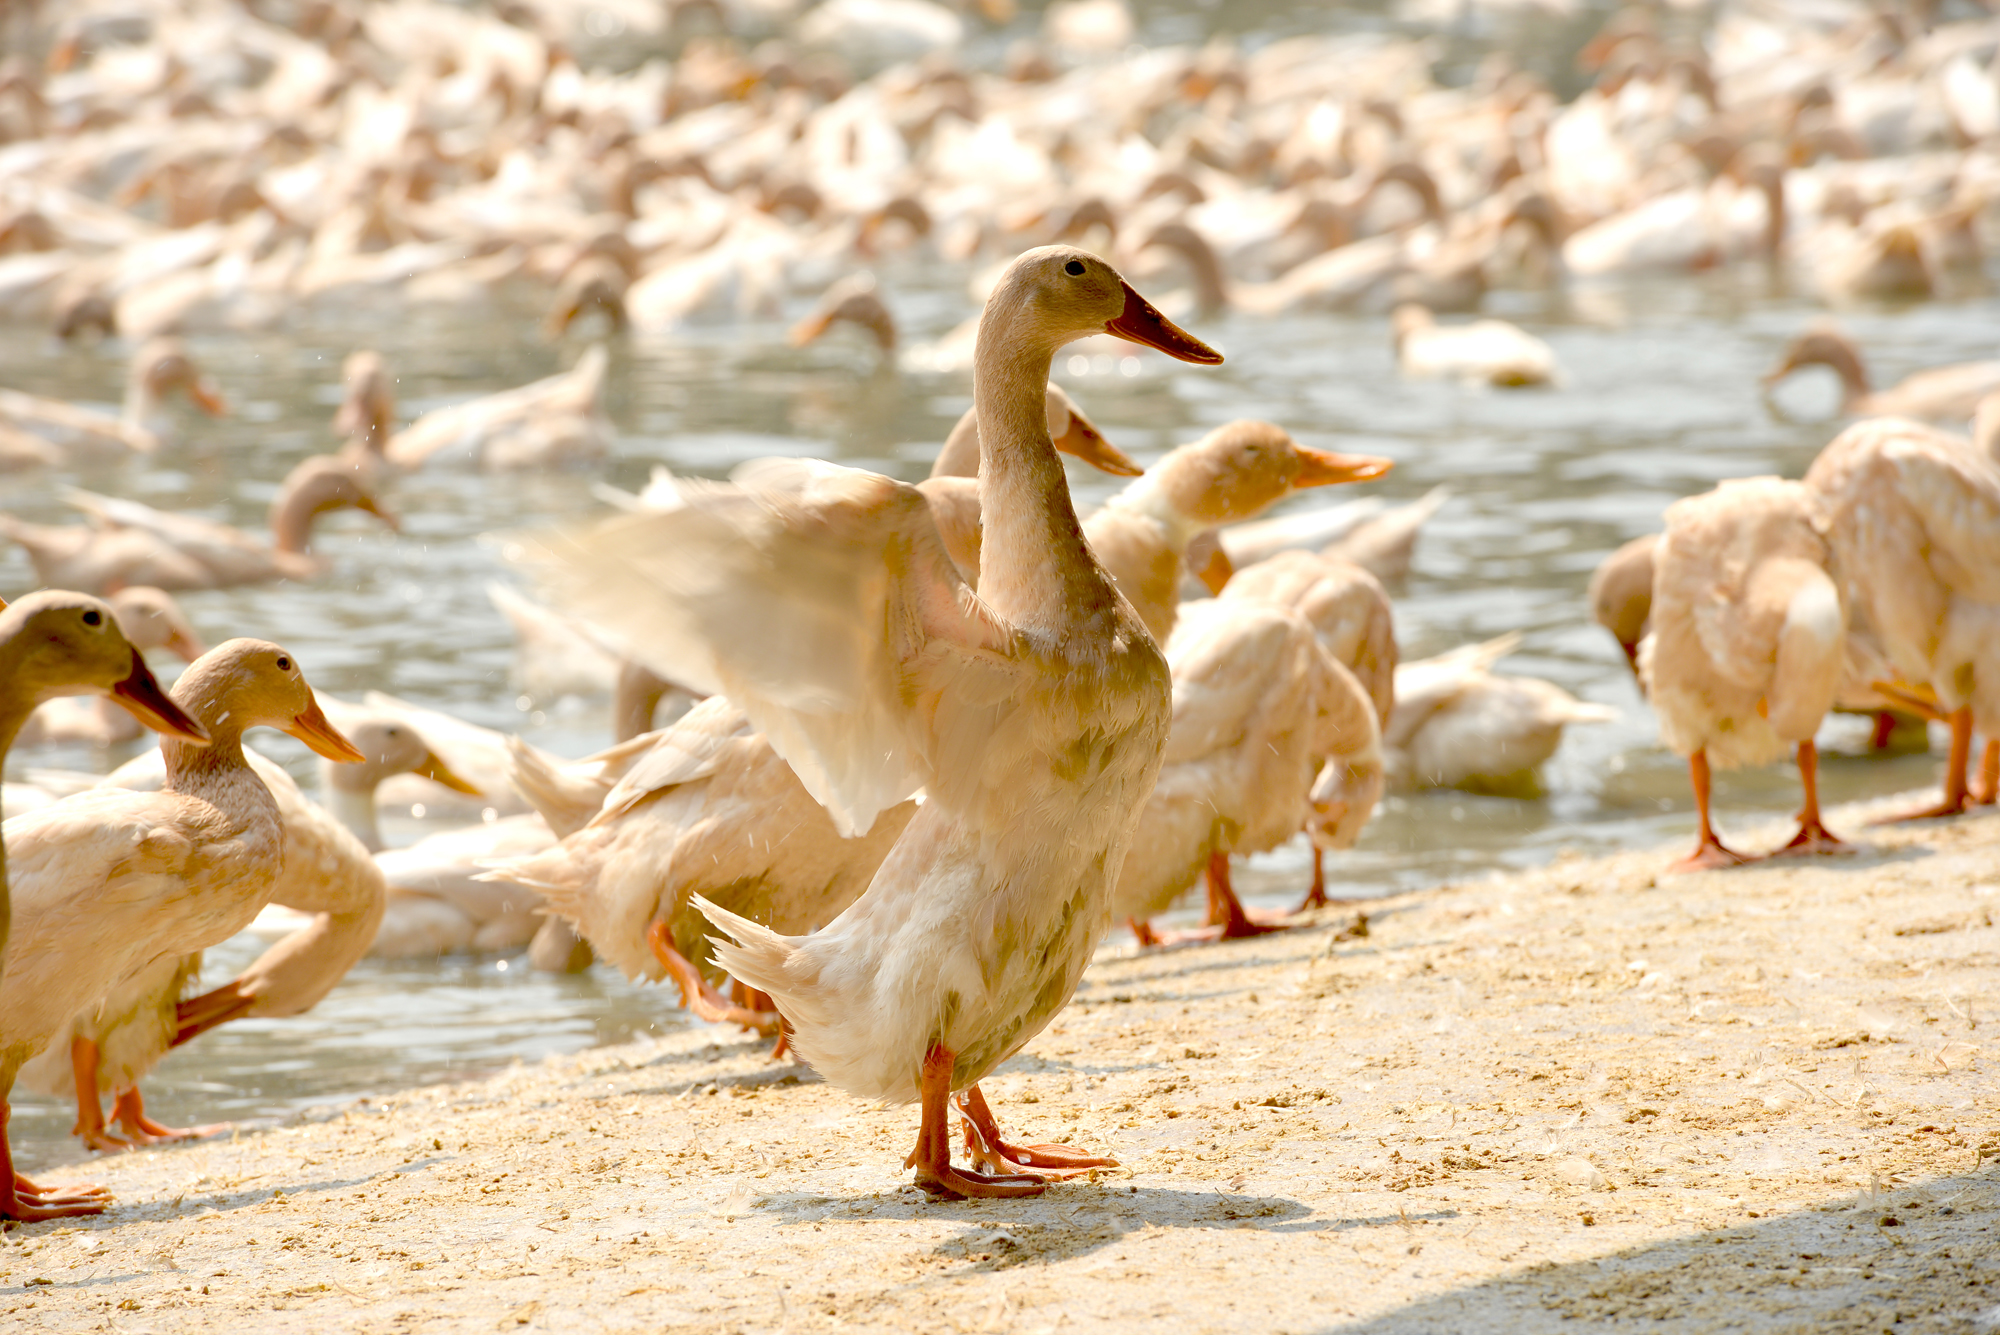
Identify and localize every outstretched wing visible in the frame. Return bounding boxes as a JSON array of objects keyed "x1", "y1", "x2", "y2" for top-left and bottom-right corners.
[{"x1": 530, "y1": 457, "x2": 1018, "y2": 835}]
